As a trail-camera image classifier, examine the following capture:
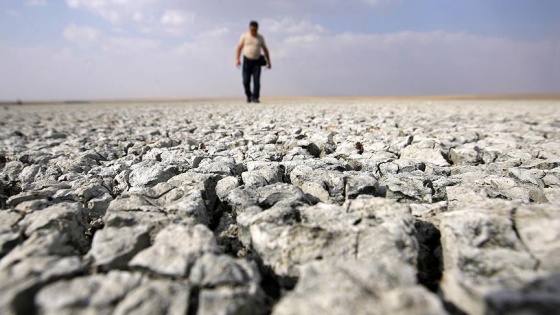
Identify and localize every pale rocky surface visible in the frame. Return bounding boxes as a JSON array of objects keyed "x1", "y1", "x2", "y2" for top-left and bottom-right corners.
[{"x1": 1, "y1": 100, "x2": 559, "y2": 314}]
